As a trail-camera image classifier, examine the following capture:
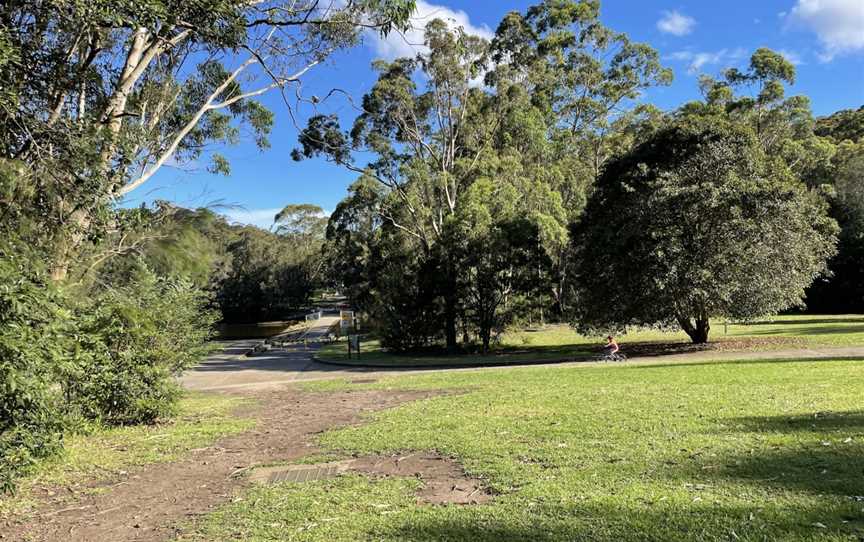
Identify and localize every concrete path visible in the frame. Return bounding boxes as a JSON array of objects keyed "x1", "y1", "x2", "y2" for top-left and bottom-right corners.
[
  {"x1": 181, "y1": 316, "x2": 343, "y2": 391},
  {"x1": 181, "y1": 327, "x2": 864, "y2": 391}
]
